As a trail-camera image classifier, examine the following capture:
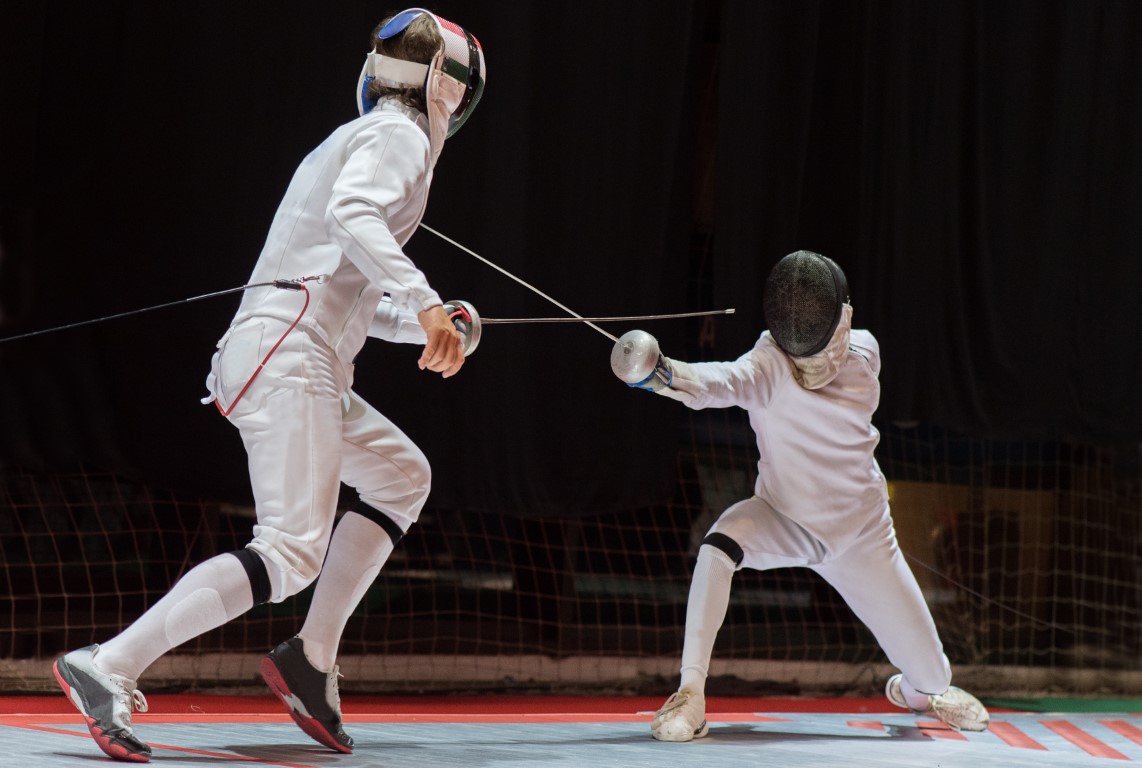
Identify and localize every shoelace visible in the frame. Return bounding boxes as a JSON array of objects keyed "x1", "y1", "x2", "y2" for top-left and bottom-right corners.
[
  {"x1": 107, "y1": 681, "x2": 149, "y2": 729},
  {"x1": 113, "y1": 683, "x2": 149, "y2": 715},
  {"x1": 932, "y1": 695, "x2": 980, "y2": 723},
  {"x1": 658, "y1": 690, "x2": 695, "y2": 716},
  {"x1": 326, "y1": 666, "x2": 344, "y2": 711}
]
